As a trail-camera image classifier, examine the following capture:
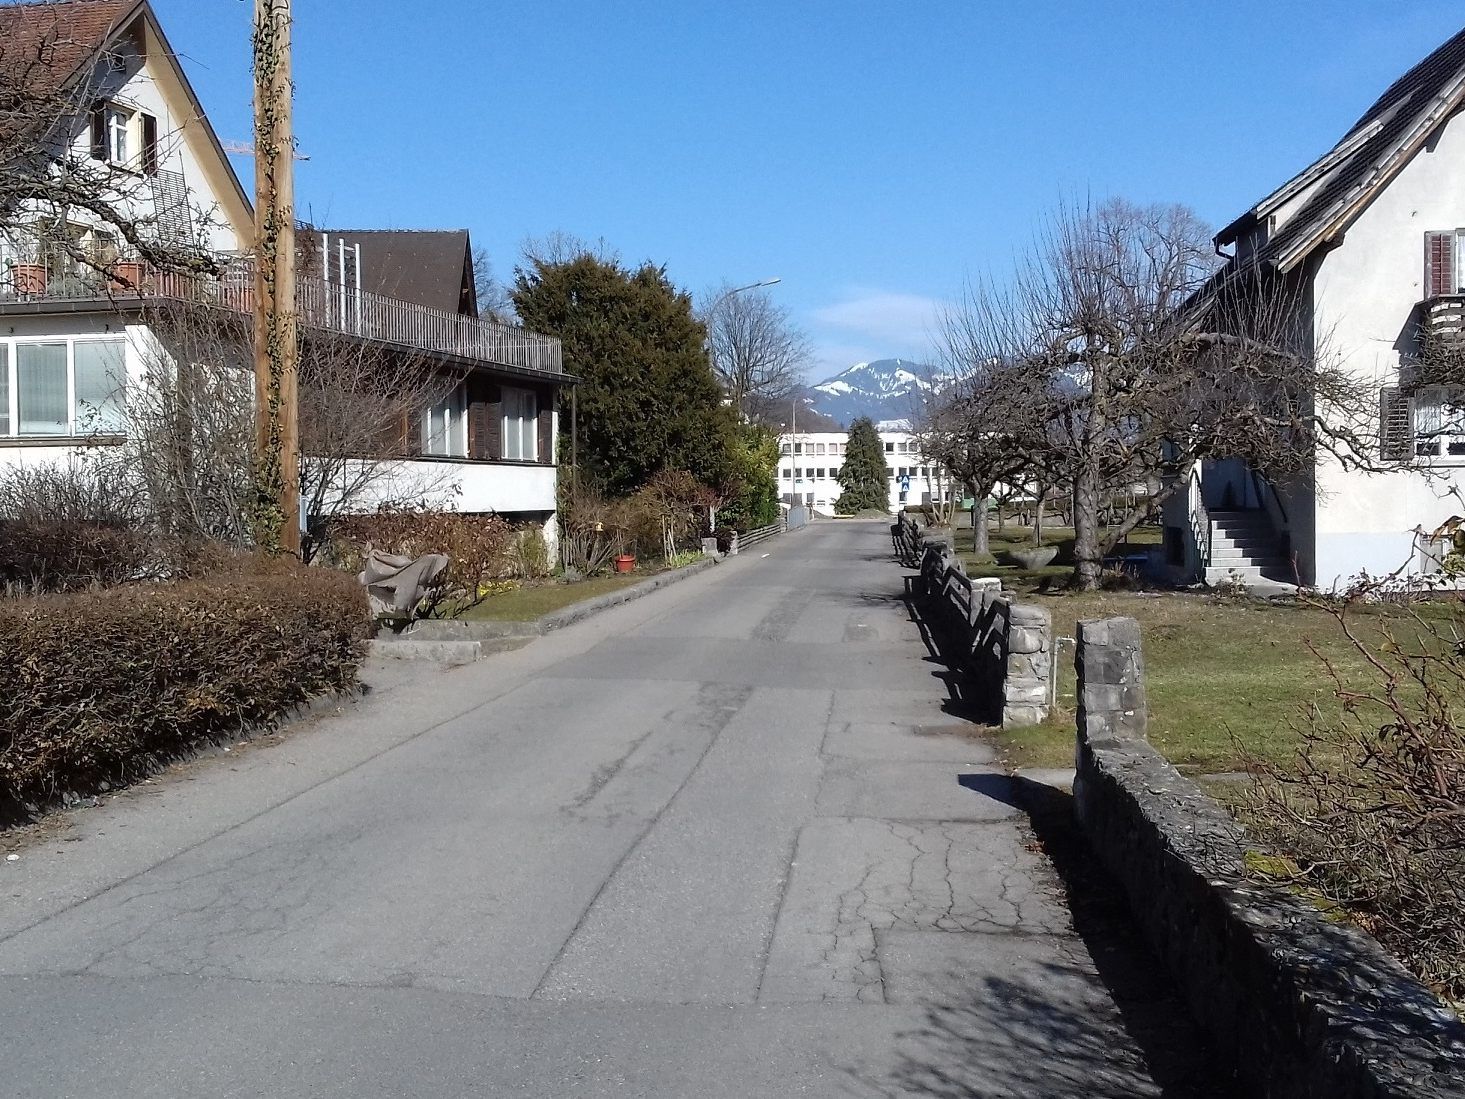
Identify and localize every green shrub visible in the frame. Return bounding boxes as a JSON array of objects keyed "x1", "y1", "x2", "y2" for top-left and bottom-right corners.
[{"x1": 0, "y1": 565, "x2": 369, "y2": 803}]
